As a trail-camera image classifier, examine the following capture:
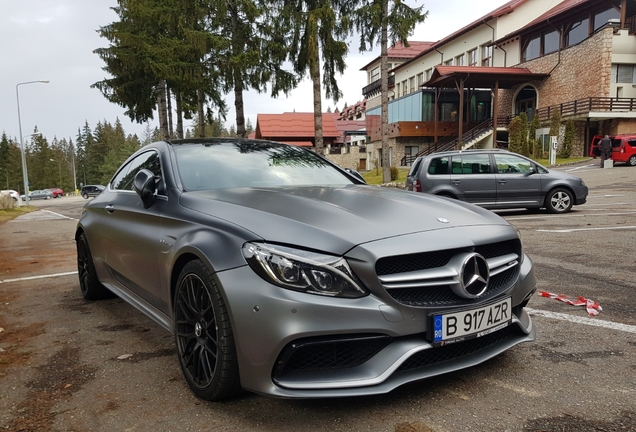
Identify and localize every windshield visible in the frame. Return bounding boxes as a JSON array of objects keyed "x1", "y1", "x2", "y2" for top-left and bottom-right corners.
[{"x1": 173, "y1": 140, "x2": 354, "y2": 190}]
